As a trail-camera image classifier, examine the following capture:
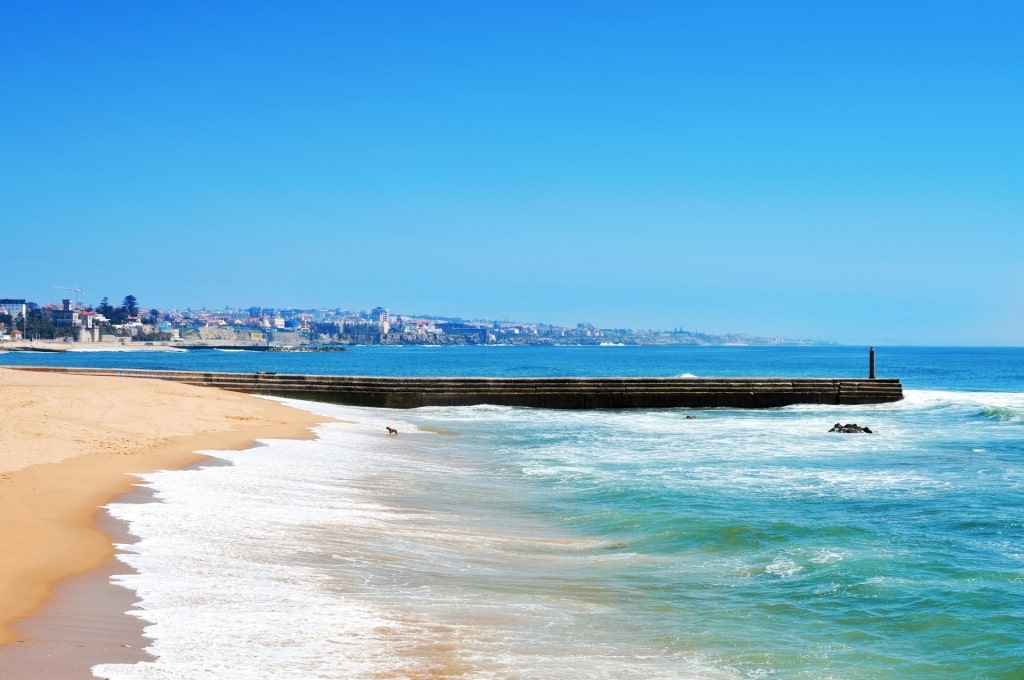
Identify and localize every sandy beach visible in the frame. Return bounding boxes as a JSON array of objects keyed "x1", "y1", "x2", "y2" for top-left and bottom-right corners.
[
  {"x1": 2, "y1": 339, "x2": 185, "y2": 352},
  {"x1": 0, "y1": 367, "x2": 324, "y2": 677}
]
